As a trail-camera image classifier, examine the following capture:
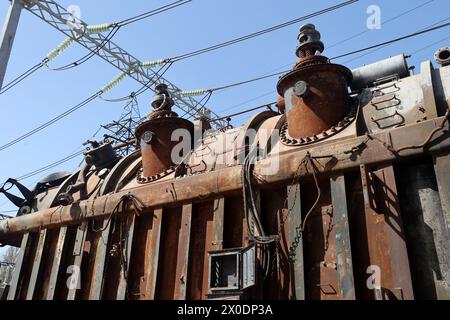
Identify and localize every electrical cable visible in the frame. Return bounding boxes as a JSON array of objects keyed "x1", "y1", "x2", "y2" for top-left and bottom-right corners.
[
  {"x1": 0, "y1": 62, "x2": 172, "y2": 156},
  {"x1": 0, "y1": 62, "x2": 45, "y2": 95},
  {"x1": 164, "y1": 0, "x2": 359, "y2": 63},
  {"x1": 340, "y1": 17, "x2": 450, "y2": 65},
  {"x1": 115, "y1": 0, "x2": 192, "y2": 27},
  {"x1": 0, "y1": 93, "x2": 100, "y2": 153},
  {"x1": 331, "y1": 22, "x2": 450, "y2": 60},
  {"x1": 0, "y1": 1, "x2": 189, "y2": 95},
  {"x1": 252, "y1": 1, "x2": 443, "y2": 83},
  {"x1": 181, "y1": 19, "x2": 450, "y2": 104},
  {"x1": 45, "y1": 26, "x2": 120, "y2": 71},
  {"x1": 16, "y1": 151, "x2": 84, "y2": 181},
  {"x1": 327, "y1": 0, "x2": 436, "y2": 50}
]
